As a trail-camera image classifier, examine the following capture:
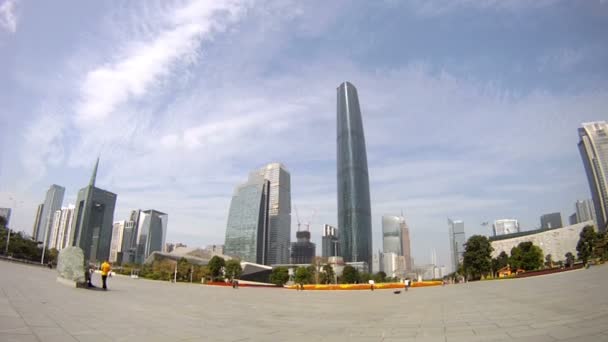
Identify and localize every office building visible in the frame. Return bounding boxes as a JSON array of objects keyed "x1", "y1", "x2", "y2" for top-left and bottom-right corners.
[
  {"x1": 569, "y1": 213, "x2": 578, "y2": 225},
  {"x1": 381, "y1": 214, "x2": 412, "y2": 273},
  {"x1": 337, "y1": 81, "x2": 372, "y2": 269},
  {"x1": 0, "y1": 208, "x2": 11, "y2": 227},
  {"x1": 491, "y1": 221, "x2": 593, "y2": 262},
  {"x1": 575, "y1": 199, "x2": 596, "y2": 225},
  {"x1": 110, "y1": 221, "x2": 126, "y2": 263},
  {"x1": 290, "y1": 230, "x2": 316, "y2": 264},
  {"x1": 493, "y1": 219, "x2": 520, "y2": 236},
  {"x1": 448, "y1": 219, "x2": 466, "y2": 273},
  {"x1": 134, "y1": 210, "x2": 168, "y2": 264},
  {"x1": 321, "y1": 224, "x2": 340, "y2": 258},
  {"x1": 32, "y1": 204, "x2": 44, "y2": 239},
  {"x1": 578, "y1": 121, "x2": 608, "y2": 231},
  {"x1": 224, "y1": 172, "x2": 271, "y2": 264},
  {"x1": 48, "y1": 205, "x2": 75, "y2": 251},
  {"x1": 37, "y1": 184, "x2": 65, "y2": 246},
  {"x1": 401, "y1": 219, "x2": 412, "y2": 273},
  {"x1": 540, "y1": 212, "x2": 563, "y2": 229},
  {"x1": 69, "y1": 158, "x2": 117, "y2": 263},
  {"x1": 256, "y1": 163, "x2": 291, "y2": 265}
]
